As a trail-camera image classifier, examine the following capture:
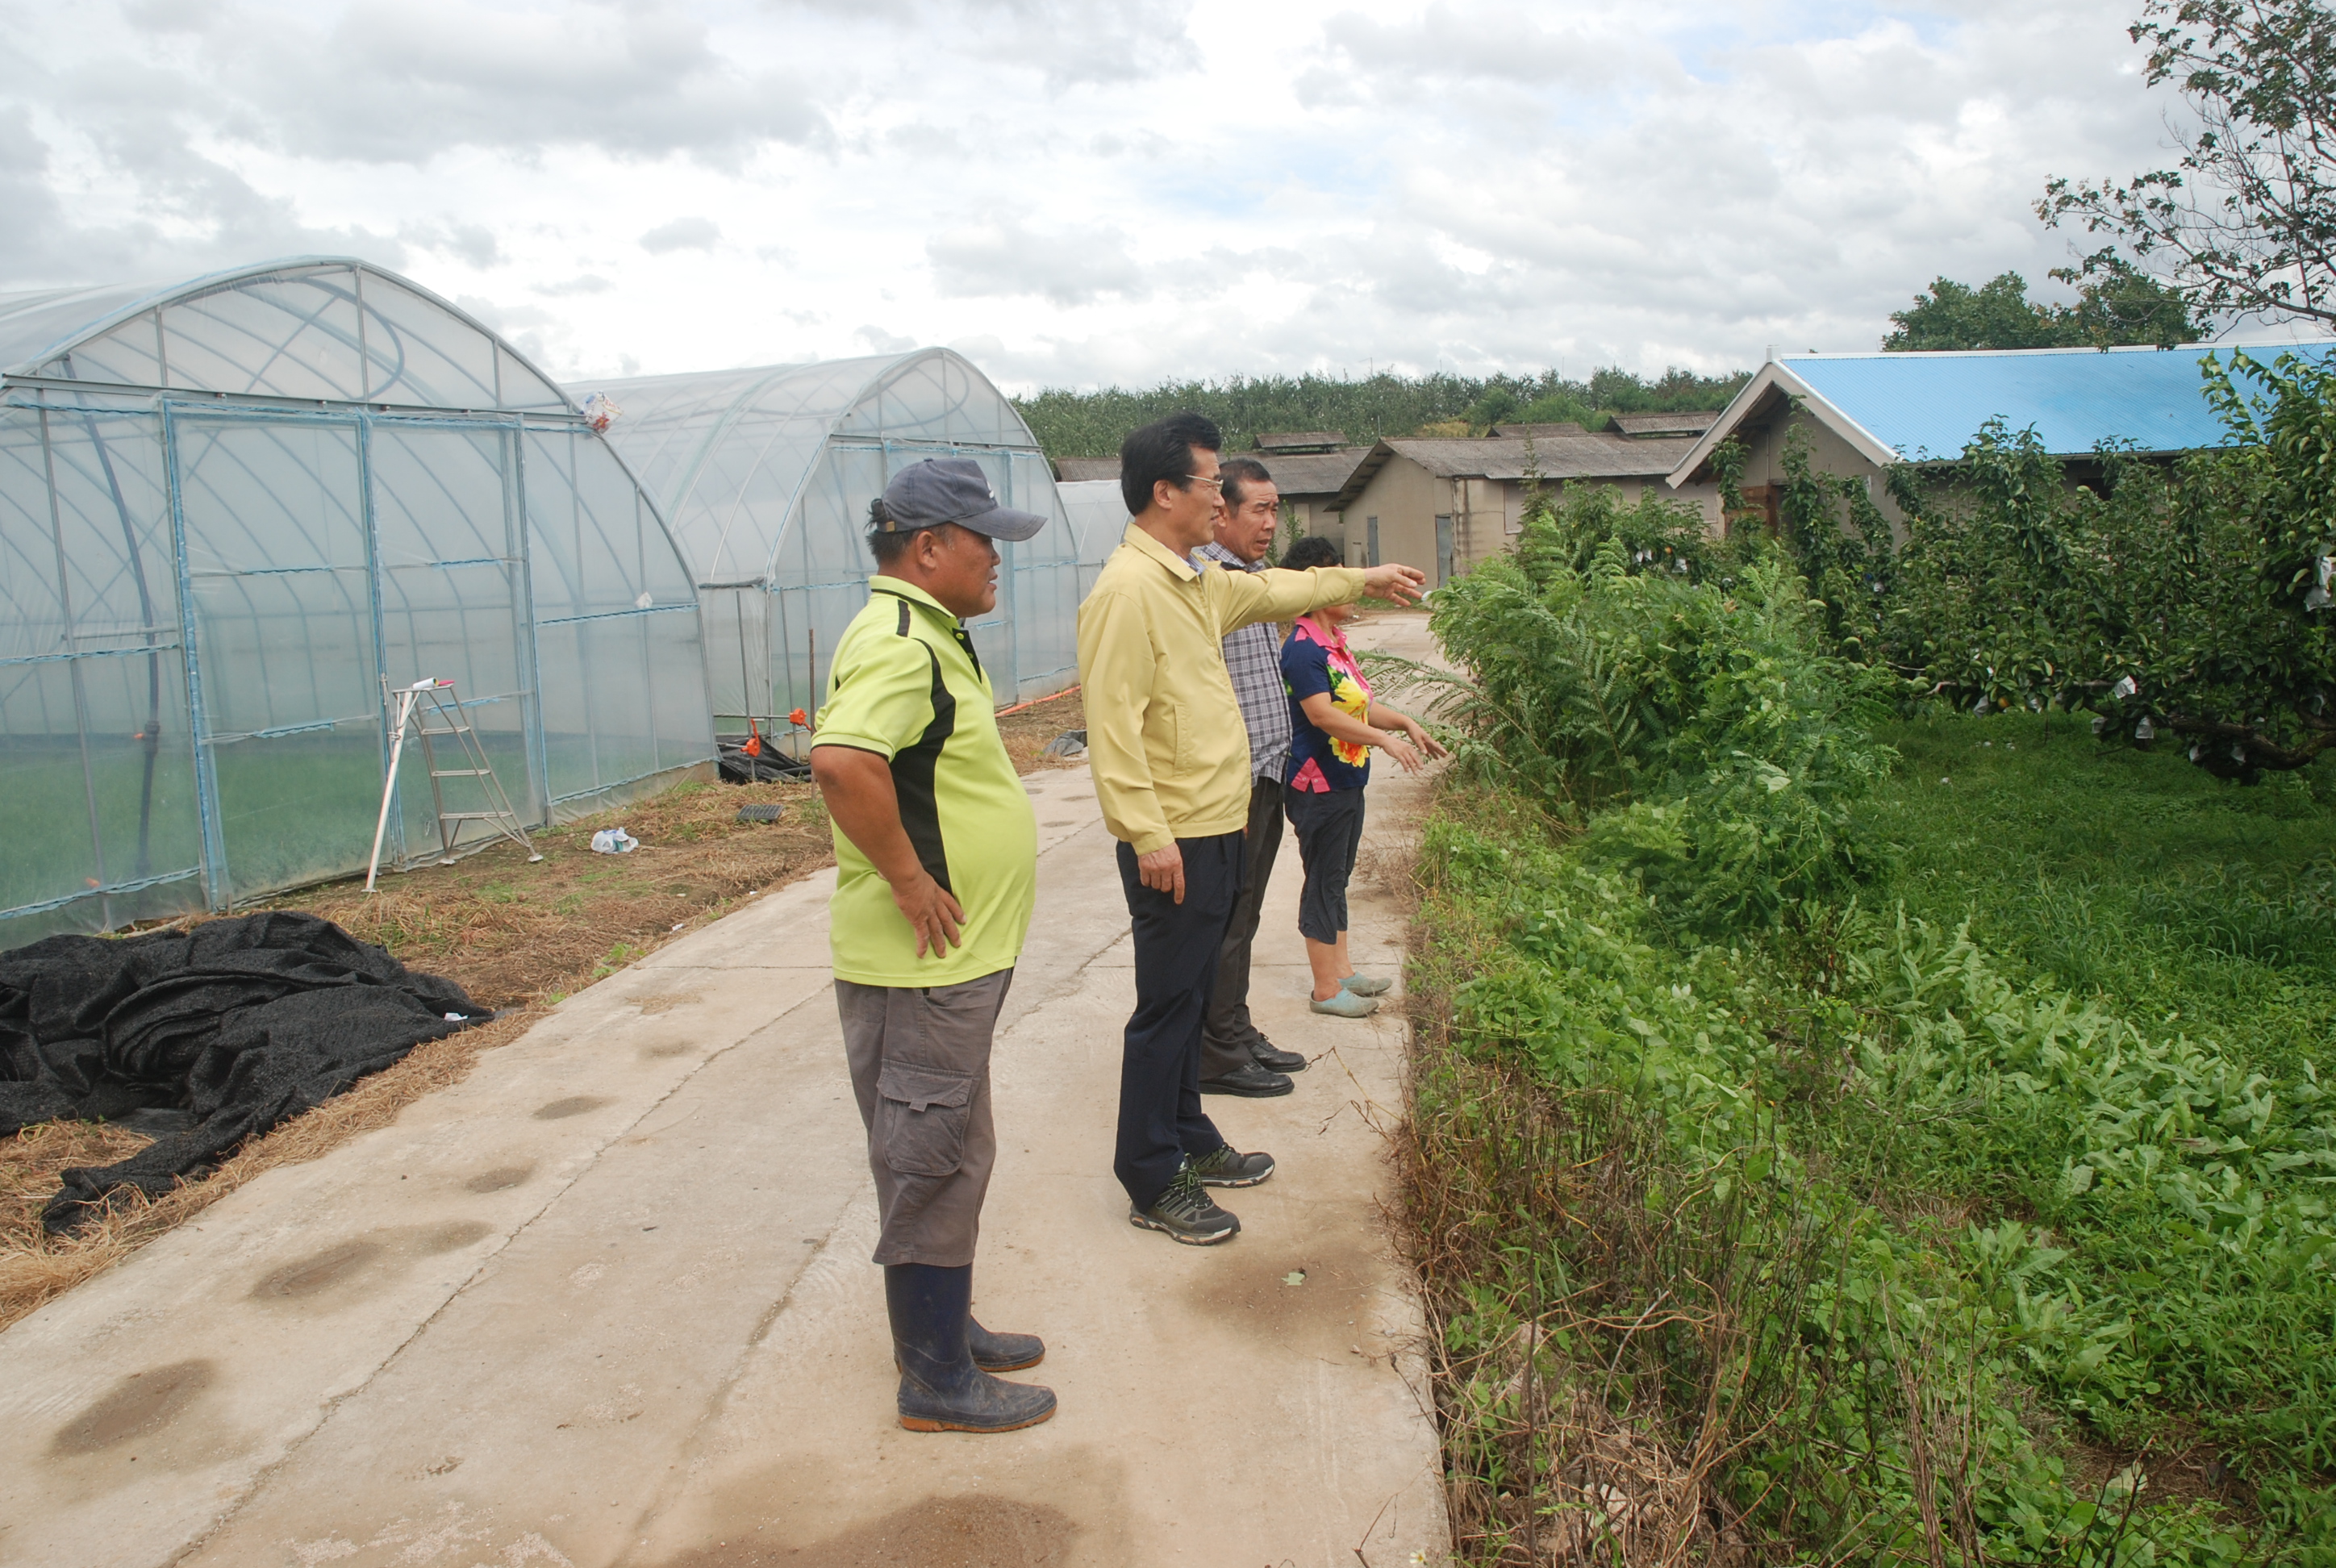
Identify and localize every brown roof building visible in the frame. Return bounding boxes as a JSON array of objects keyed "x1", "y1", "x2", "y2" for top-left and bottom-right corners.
[
  {"x1": 1484, "y1": 421, "x2": 1587, "y2": 439},
  {"x1": 1609, "y1": 411, "x2": 1720, "y2": 439},
  {"x1": 1325, "y1": 431, "x2": 1720, "y2": 585},
  {"x1": 1254, "y1": 430, "x2": 1350, "y2": 453}
]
